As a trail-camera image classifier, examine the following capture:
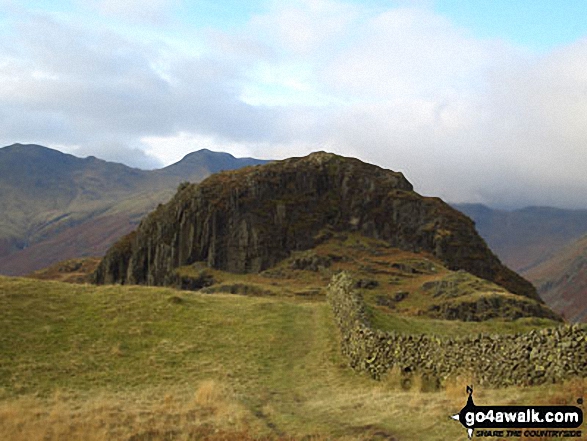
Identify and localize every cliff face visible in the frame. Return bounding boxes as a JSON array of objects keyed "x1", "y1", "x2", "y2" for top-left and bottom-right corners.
[{"x1": 95, "y1": 152, "x2": 538, "y2": 300}]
